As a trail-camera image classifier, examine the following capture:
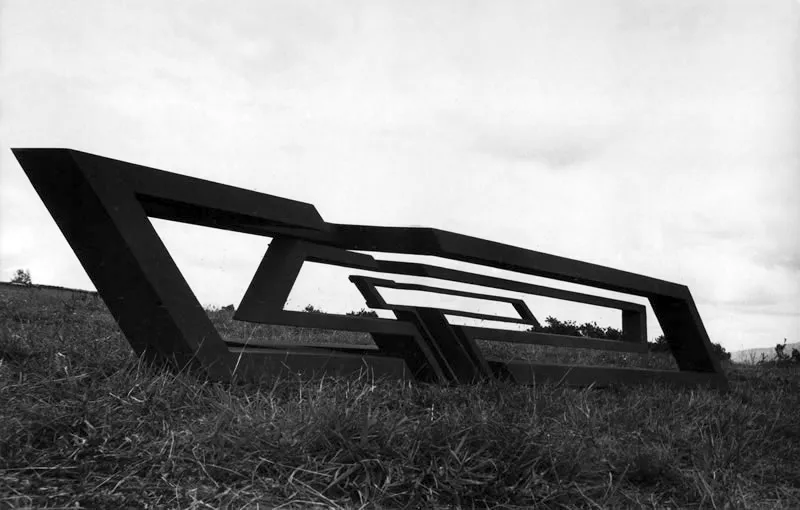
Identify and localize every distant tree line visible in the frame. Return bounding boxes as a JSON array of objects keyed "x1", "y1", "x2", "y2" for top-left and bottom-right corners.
[
  {"x1": 0, "y1": 266, "x2": 775, "y2": 366},
  {"x1": 532, "y1": 316, "x2": 623, "y2": 340},
  {"x1": 302, "y1": 307, "x2": 734, "y2": 362},
  {"x1": 533, "y1": 316, "x2": 731, "y2": 361},
  {"x1": 302, "y1": 305, "x2": 378, "y2": 317},
  {"x1": 346, "y1": 308, "x2": 378, "y2": 318}
]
